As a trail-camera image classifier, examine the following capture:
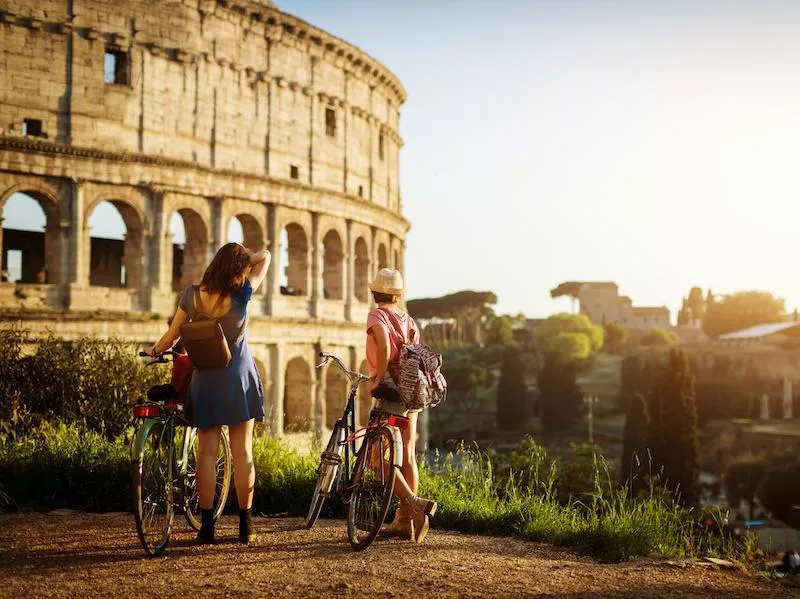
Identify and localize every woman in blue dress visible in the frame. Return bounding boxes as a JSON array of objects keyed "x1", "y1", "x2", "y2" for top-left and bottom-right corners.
[{"x1": 147, "y1": 242, "x2": 270, "y2": 544}]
